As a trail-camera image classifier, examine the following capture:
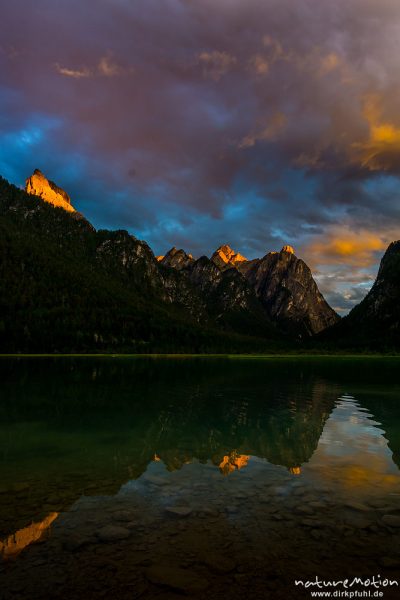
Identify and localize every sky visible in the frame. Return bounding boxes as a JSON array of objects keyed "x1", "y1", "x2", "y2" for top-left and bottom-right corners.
[{"x1": 1, "y1": 0, "x2": 400, "y2": 314}]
